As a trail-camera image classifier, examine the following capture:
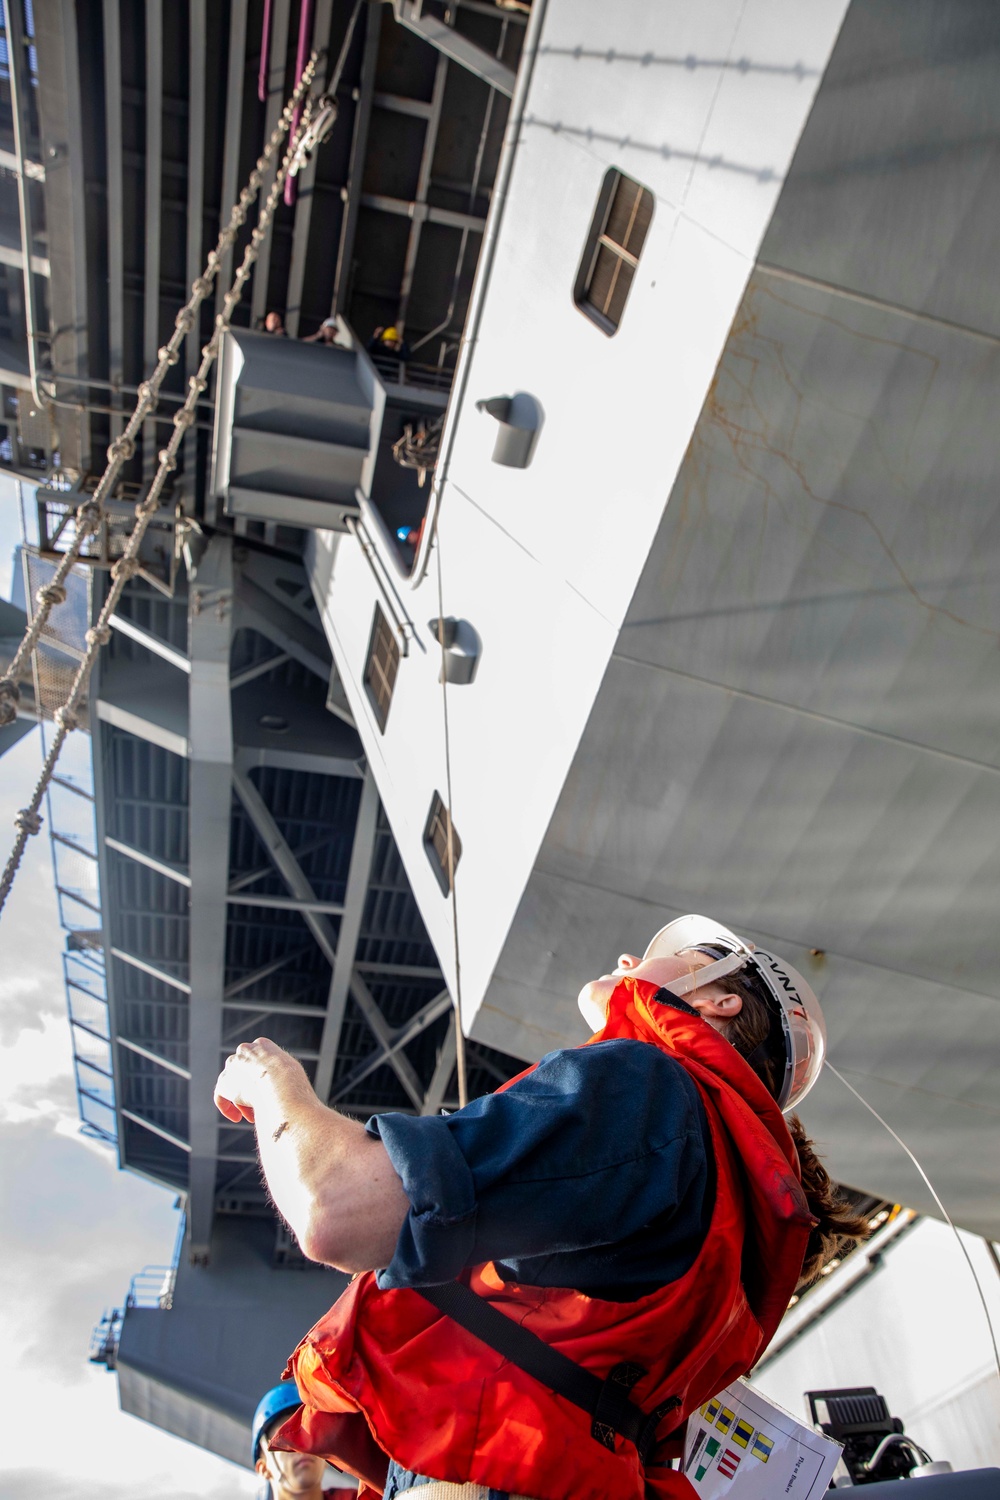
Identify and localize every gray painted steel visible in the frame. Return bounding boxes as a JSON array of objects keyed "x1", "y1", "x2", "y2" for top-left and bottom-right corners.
[
  {"x1": 115, "y1": 1216, "x2": 348, "y2": 1467},
  {"x1": 480, "y1": 0, "x2": 1000, "y2": 1240}
]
